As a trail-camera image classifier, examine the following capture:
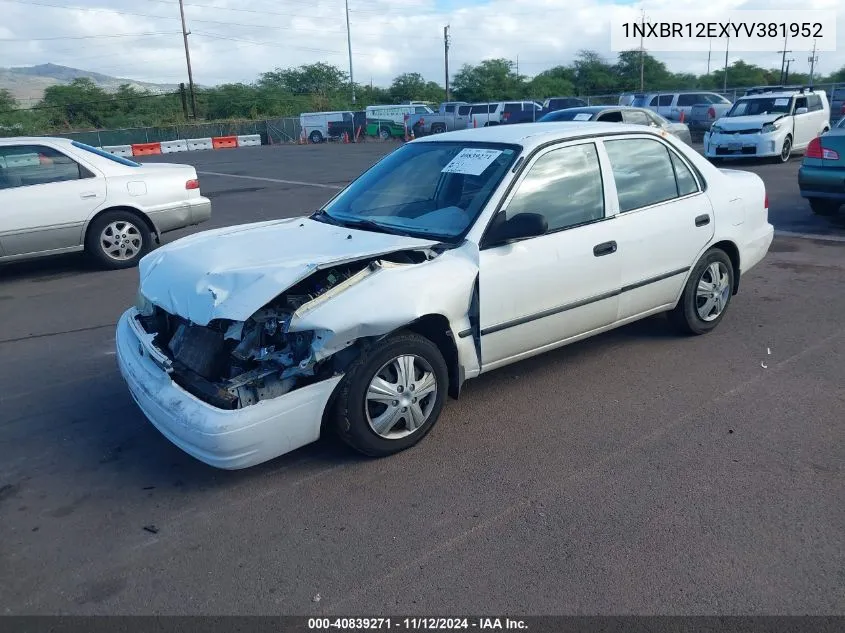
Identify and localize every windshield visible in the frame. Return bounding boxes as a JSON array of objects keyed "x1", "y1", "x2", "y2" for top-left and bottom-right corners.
[
  {"x1": 538, "y1": 110, "x2": 592, "y2": 122},
  {"x1": 319, "y1": 141, "x2": 521, "y2": 241},
  {"x1": 727, "y1": 97, "x2": 792, "y2": 117}
]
